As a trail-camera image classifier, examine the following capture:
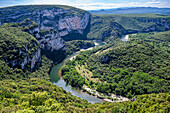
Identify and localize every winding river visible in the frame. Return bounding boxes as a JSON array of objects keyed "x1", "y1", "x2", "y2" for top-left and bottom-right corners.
[
  {"x1": 50, "y1": 35, "x2": 128, "y2": 104},
  {"x1": 50, "y1": 41, "x2": 105, "y2": 104}
]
